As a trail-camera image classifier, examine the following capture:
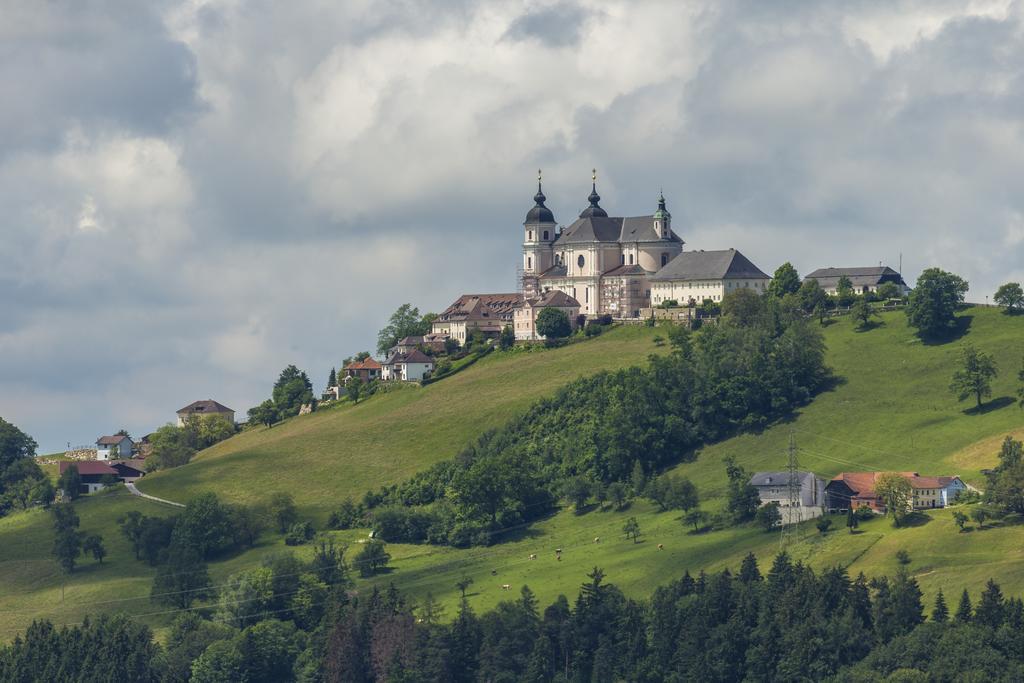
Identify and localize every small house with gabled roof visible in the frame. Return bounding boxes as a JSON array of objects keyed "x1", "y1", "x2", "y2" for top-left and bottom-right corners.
[
  {"x1": 803, "y1": 266, "x2": 909, "y2": 296},
  {"x1": 513, "y1": 290, "x2": 581, "y2": 341},
  {"x1": 176, "y1": 400, "x2": 235, "y2": 427},
  {"x1": 95, "y1": 434, "x2": 133, "y2": 461},
  {"x1": 382, "y1": 349, "x2": 434, "y2": 382}
]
